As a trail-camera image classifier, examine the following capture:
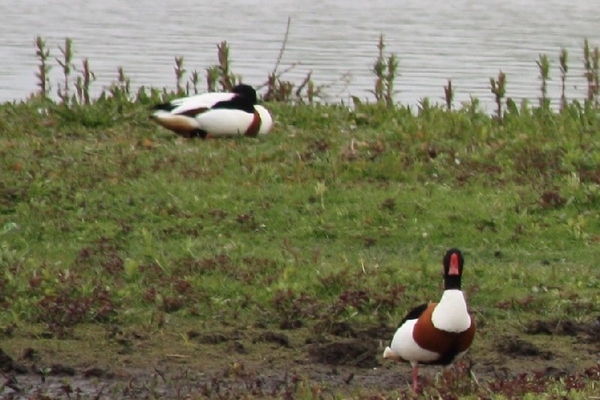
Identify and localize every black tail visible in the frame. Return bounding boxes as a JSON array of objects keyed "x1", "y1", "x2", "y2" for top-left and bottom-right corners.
[{"x1": 151, "y1": 102, "x2": 175, "y2": 112}]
